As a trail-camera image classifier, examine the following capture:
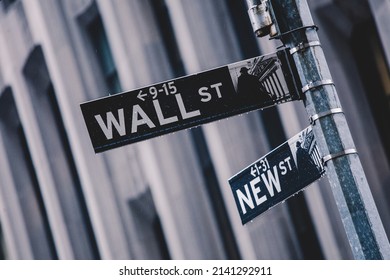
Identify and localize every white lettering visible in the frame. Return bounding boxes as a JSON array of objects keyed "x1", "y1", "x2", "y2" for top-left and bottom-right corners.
[
  {"x1": 131, "y1": 105, "x2": 156, "y2": 133},
  {"x1": 198, "y1": 87, "x2": 212, "y2": 102},
  {"x1": 279, "y1": 160, "x2": 287, "y2": 175},
  {"x1": 279, "y1": 157, "x2": 293, "y2": 176},
  {"x1": 284, "y1": 156, "x2": 293, "y2": 171},
  {"x1": 236, "y1": 185, "x2": 254, "y2": 215},
  {"x1": 153, "y1": 99, "x2": 178, "y2": 125},
  {"x1": 176, "y1": 94, "x2": 201, "y2": 119},
  {"x1": 261, "y1": 165, "x2": 281, "y2": 197},
  {"x1": 210, "y1": 82, "x2": 223, "y2": 98},
  {"x1": 94, "y1": 109, "x2": 126, "y2": 140},
  {"x1": 250, "y1": 176, "x2": 267, "y2": 206}
]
